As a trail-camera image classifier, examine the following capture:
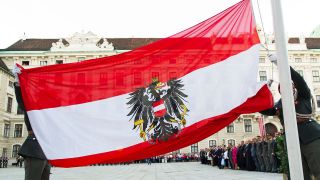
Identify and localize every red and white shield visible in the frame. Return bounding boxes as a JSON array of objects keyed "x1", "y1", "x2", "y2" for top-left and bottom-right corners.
[{"x1": 153, "y1": 99, "x2": 166, "y2": 117}]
